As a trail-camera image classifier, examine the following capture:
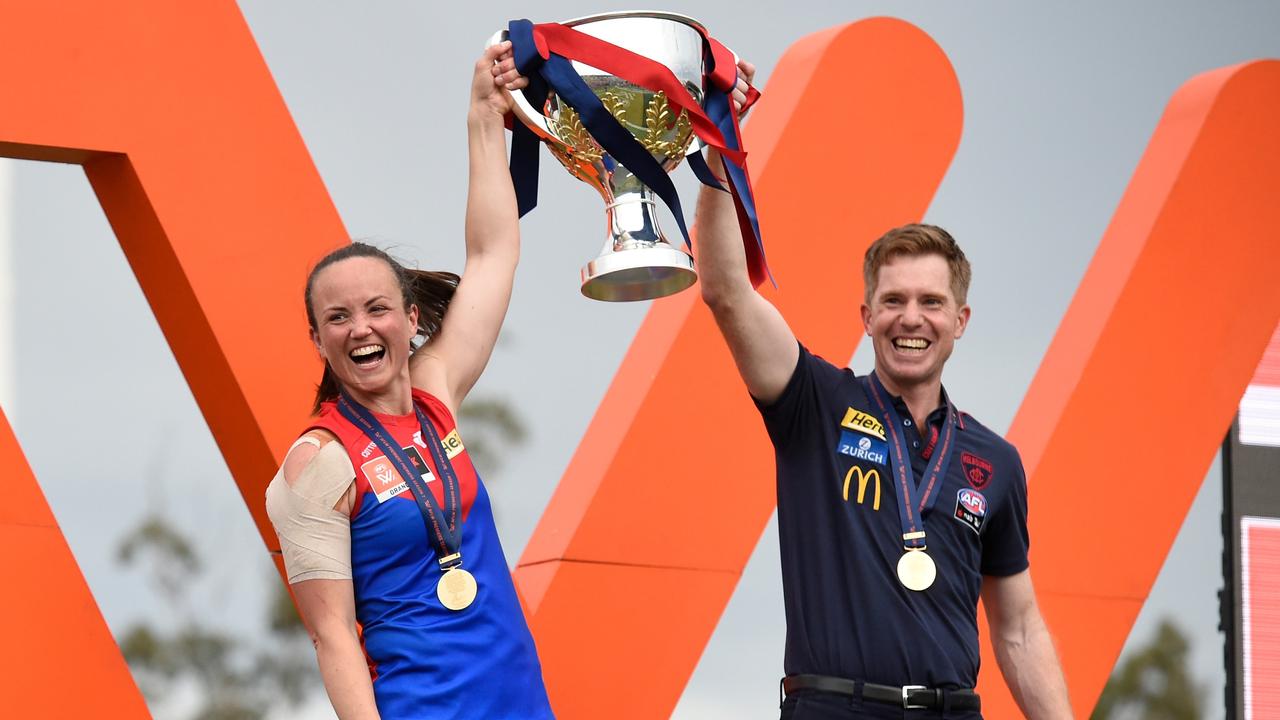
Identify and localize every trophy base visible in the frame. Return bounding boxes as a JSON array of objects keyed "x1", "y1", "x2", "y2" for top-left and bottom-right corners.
[{"x1": 580, "y1": 246, "x2": 697, "y2": 302}]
